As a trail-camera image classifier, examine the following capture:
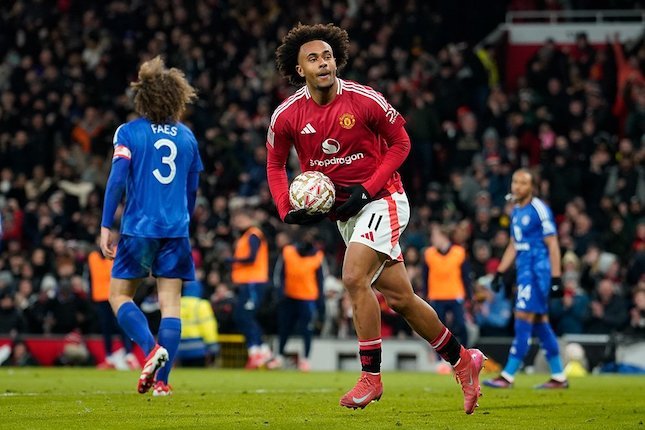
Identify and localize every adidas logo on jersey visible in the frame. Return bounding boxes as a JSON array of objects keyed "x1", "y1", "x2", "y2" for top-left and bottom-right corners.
[
  {"x1": 300, "y1": 123, "x2": 316, "y2": 134},
  {"x1": 360, "y1": 231, "x2": 375, "y2": 242}
]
